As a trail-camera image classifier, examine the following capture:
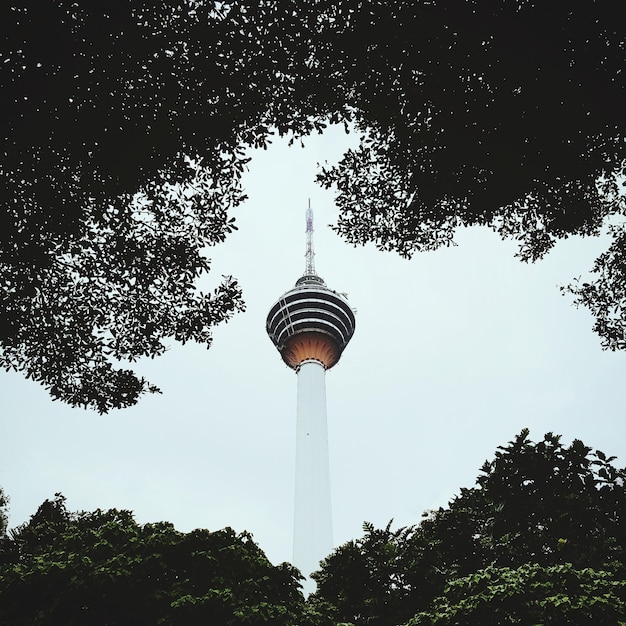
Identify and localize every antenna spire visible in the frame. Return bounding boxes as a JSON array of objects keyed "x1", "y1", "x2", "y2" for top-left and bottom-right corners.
[{"x1": 305, "y1": 199, "x2": 315, "y2": 276}]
